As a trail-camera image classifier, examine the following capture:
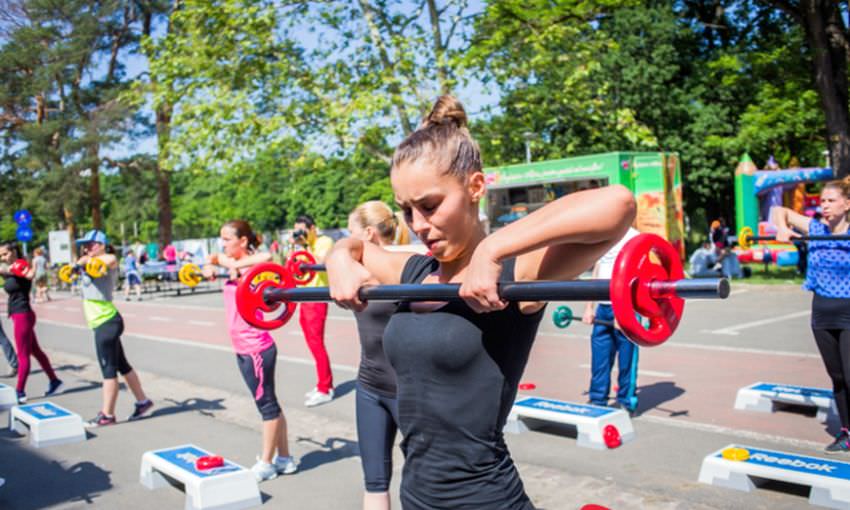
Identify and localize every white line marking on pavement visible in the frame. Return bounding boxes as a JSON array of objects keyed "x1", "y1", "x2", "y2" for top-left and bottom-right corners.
[
  {"x1": 639, "y1": 414, "x2": 823, "y2": 449},
  {"x1": 705, "y1": 310, "x2": 810, "y2": 335},
  {"x1": 35, "y1": 319, "x2": 358, "y2": 373},
  {"x1": 188, "y1": 320, "x2": 215, "y2": 327},
  {"x1": 578, "y1": 364, "x2": 674, "y2": 378},
  {"x1": 149, "y1": 316, "x2": 171, "y2": 322},
  {"x1": 668, "y1": 341, "x2": 819, "y2": 359},
  {"x1": 538, "y1": 331, "x2": 587, "y2": 340},
  {"x1": 40, "y1": 304, "x2": 57, "y2": 310},
  {"x1": 124, "y1": 301, "x2": 220, "y2": 311}
]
